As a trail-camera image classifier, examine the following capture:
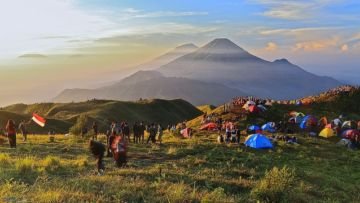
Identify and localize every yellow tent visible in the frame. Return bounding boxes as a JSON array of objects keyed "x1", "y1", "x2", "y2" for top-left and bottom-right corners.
[{"x1": 319, "y1": 128, "x2": 335, "y2": 138}]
